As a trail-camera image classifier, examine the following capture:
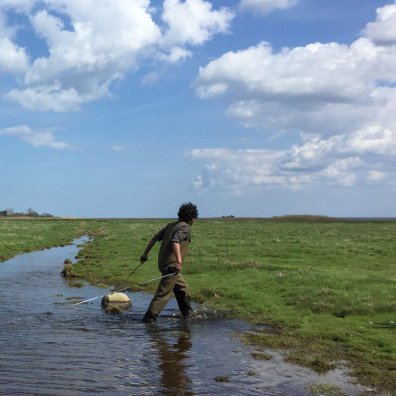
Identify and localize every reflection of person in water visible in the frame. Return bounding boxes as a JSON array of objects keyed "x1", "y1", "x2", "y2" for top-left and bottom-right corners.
[{"x1": 146, "y1": 325, "x2": 193, "y2": 395}]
